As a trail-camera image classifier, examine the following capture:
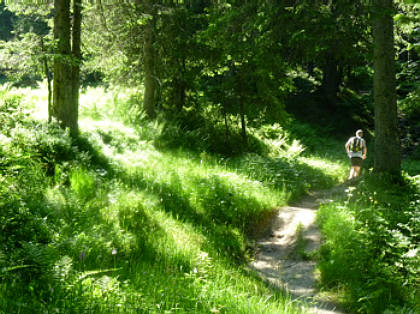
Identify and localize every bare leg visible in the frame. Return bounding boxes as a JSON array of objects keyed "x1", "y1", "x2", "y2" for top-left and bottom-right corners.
[
  {"x1": 349, "y1": 167, "x2": 355, "y2": 180},
  {"x1": 354, "y1": 165, "x2": 361, "y2": 177}
]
